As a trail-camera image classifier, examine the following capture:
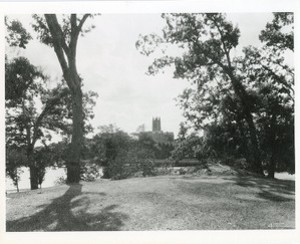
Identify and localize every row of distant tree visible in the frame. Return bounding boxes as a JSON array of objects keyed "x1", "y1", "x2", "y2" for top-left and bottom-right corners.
[{"x1": 6, "y1": 124, "x2": 175, "y2": 191}]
